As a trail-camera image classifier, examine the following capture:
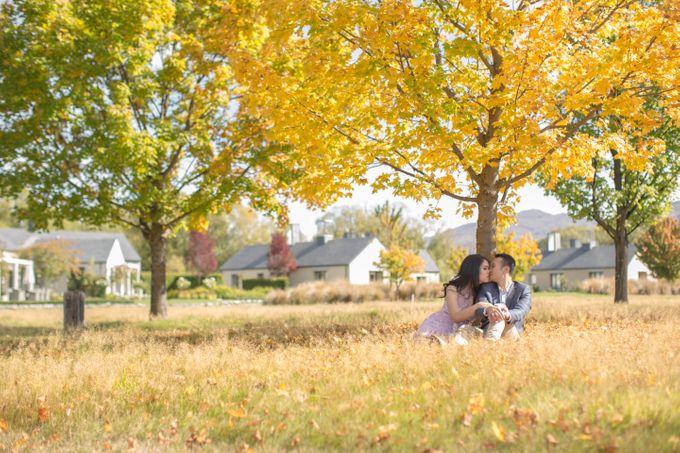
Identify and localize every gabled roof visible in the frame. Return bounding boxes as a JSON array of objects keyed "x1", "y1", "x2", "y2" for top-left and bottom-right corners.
[
  {"x1": 0, "y1": 228, "x2": 141, "y2": 262},
  {"x1": 532, "y1": 244, "x2": 637, "y2": 271},
  {"x1": 34, "y1": 237, "x2": 118, "y2": 264},
  {"x1": 220, "y1": 236, "x2": 378, "y2": 271},
  {"x1": 35, "y1": 231, "x2": 141, "y2": 263},
  {"x1": 0, "y1": 228, "x2": 34, "y2": 251},
  {"x1": 418, "y1": 250, "x2": 440, "y2": 273}
]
